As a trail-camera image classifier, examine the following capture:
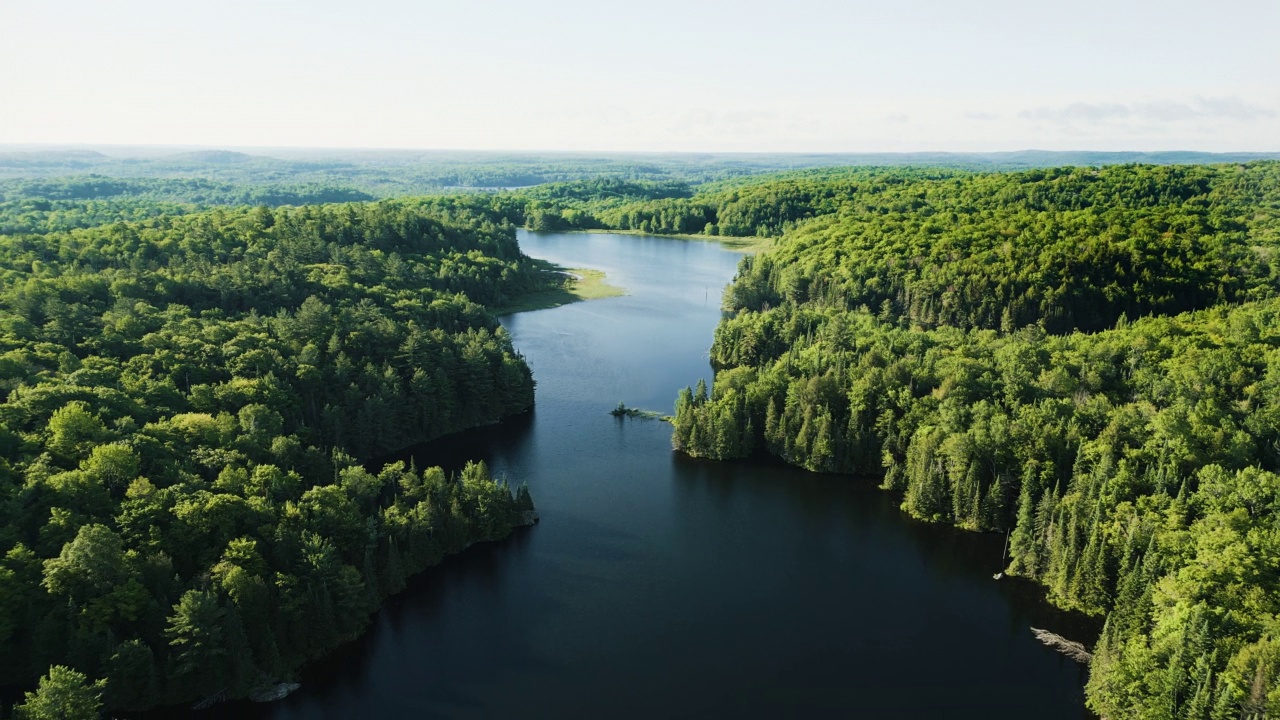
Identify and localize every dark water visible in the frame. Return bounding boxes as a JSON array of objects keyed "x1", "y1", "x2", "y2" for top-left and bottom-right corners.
[{"x1": 228, "y1": 231, "x2": 1095, "y2": 719}]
